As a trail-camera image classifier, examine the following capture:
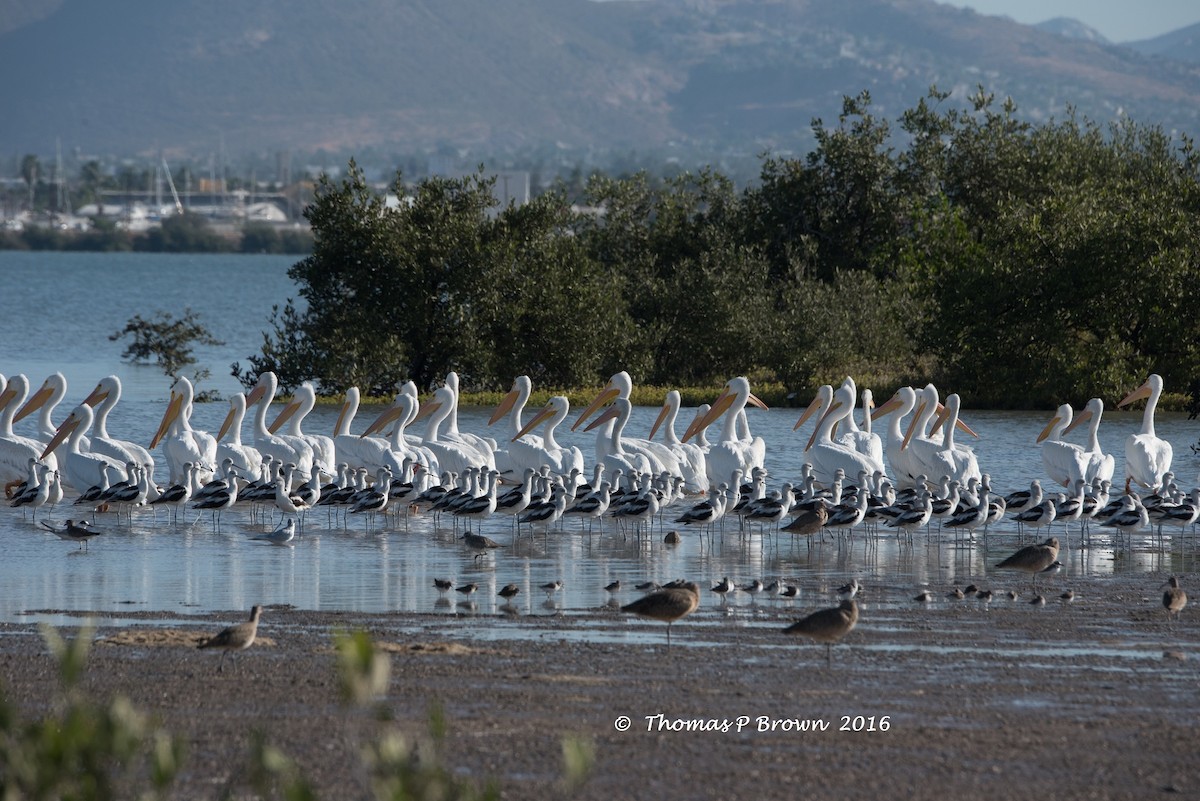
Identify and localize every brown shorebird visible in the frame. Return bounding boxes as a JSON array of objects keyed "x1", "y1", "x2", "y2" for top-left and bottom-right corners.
[
  {"x1": 621, "y1": 581, "x2": 700, "y2": 648},
  {"x1": 197, "y1": 606, "x2": 262, "y2": 672},
  {"x1": 913, "y1": 590, "x2": 933, "y2": 603},
  {"x1": 946, "y1": 587, "x2": 965, "y2": 600},
  {"x1": 433, "y1": 578, "x2": 454, "y2": 593},
  {"x1": 456, "y1": 582, "x2": 478, "y2": 596},
  {"x1": 1163, "y1": 576, "x2": 1187, "y2": 622},
  {"x1": 996, "y1": 537, "x2": 1060, "y2": 589},
  {"x1": 461, "y1": 532, "x2": 501, "y2": 558},
  {"x1": 1030, "y1": 594, "x2": 1046, "y2": 606},
  {"x1": 498, "y1": 583, "x2": 520, "y2": 602},
  {"x1": 782, "y1": 505, "x2": 828, "y2": 537},
  {"x1": 784, "y1": 599, "x2": 859, "y2": 666}
]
